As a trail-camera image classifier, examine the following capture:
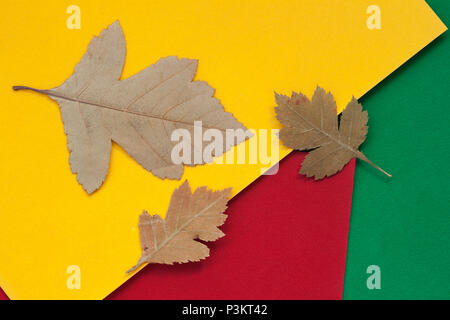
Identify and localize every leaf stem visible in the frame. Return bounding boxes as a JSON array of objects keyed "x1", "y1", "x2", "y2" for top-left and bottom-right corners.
[
  {"x1": 12, "y1": 85, "x2": 233, "y2": 132},
  {"x1": 356, "y1": 152, "x2": 392, "y2": 178},
  {"x1": 13, "y1": 86, "x2": 49, "y2": 94}
]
